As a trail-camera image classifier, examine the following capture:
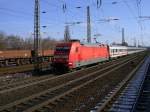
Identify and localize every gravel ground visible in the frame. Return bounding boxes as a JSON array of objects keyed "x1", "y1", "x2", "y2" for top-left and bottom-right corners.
[{"x1": 0, "y1": 72, "x2": 32, "y2": 86}]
